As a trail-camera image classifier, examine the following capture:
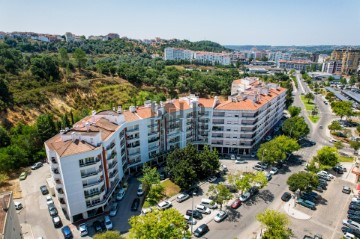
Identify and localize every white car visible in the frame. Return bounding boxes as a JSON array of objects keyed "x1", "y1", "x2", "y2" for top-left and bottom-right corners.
[
  {"x1": 235, "y1": 159, "x2": 246, "y2": 164},
  {"x1": 269, "y1": 167, "x2": 278, "y2": 175},
  {"x1": 157, "y1": 200, "x2": 172, "y2": 210},
  {"x1": 104, "y1": 215, "x2": 113, "y2": 230},
  {"x1": 239, "y1": 192, "x2": 251, "y2": 202},
  {"x1": 230, "y1": 154, "x2": 236, "y2": 160},
  {"x1": 176, "y1": 193, "x2": 190, "y2": 203},
  {"x1": 78, "y1": 223, "x2": 88, "y2": 237},
  {"x1": 344, "y1": 232, "x2": 356, "y2": 239},
  {"x1": 352, "y1": 197, "x2": 360, "y2": 203},
  {"x1": 141, "y1": 207, "x2": 152, "y2": 215},
  {"x1": 207, "y1": 176, "x2": 217, "y2": 183},
  {"x1": 195, "y1": 204, "x2": 211, "y2": 214},
  {"x1": 318, "y1": 171, "x2": 334, "y2": 179},
  {"x1": 329, "y1": 139, "x2": 337, "y2": 143},
  {"x1": 116, "y1": 188, "x2": 126, "y2": 201},
  {"x1": 46, "y1": 196, "x2": 54, "y2": 205},
  {"x1": 236, "y1": 156, "x2": 241, "y2": 160},
  {"x1": 137, "y1": 184, "x2": 144, "y2": 196},
  {"x1": 14, "y1": 201, "x2": 23, "y2": 210},
  {"x1": 184, "y1": 215, "x2": 197, "y2": 225},
  {"x1": 214, "y1": 211, "x2": 228, "y2": 222},
  {"x1": 109, "y1": 203, "x2": 118, "y2": 217},
  {"x1": 343, "y1": 219, "x2": 360, "y2": 230}
]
